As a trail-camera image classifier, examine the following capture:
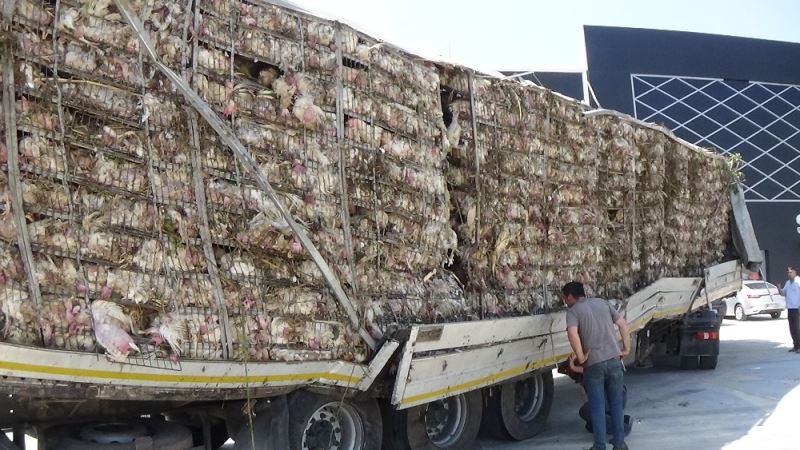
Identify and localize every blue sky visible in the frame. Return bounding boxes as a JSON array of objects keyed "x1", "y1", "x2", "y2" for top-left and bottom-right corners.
[{"x1": 290, "y1": 0, "x2": 800, "y2": 72}]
